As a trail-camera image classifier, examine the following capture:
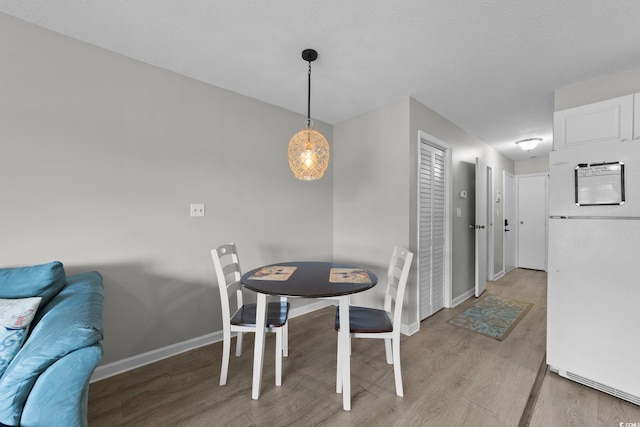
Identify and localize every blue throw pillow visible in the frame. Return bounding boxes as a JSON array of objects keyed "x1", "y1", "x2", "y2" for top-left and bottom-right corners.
[{"x1": 0, "y1": 262, "x2": 66, "y2": 307}]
